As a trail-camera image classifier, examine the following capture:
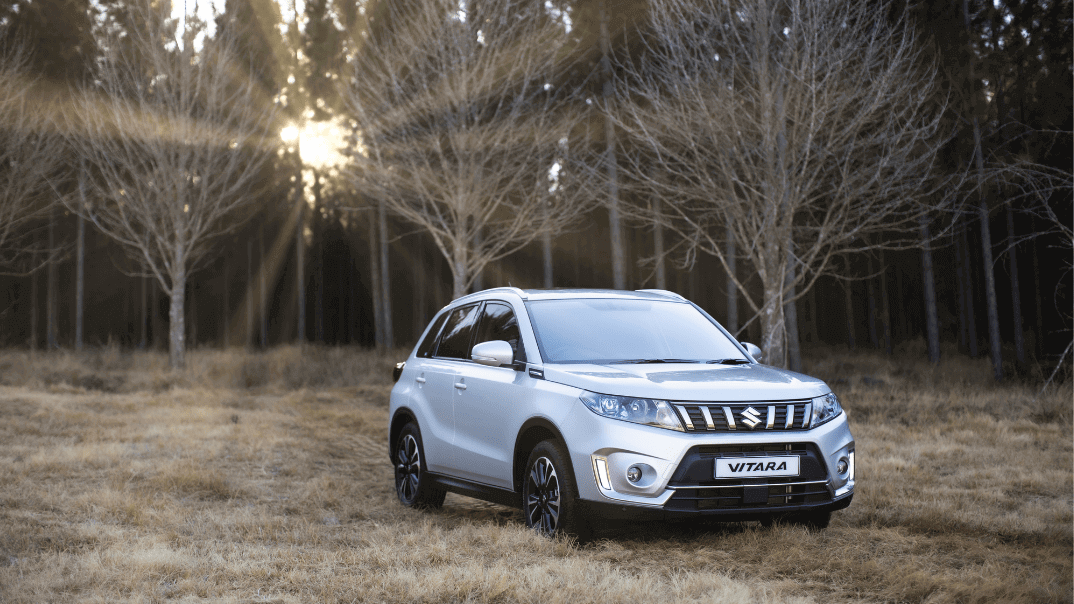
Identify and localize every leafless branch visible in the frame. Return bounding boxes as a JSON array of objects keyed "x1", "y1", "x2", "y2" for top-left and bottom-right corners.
[{"x1": 342, "y1": 0, "x2": 594, "y2": 299}]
